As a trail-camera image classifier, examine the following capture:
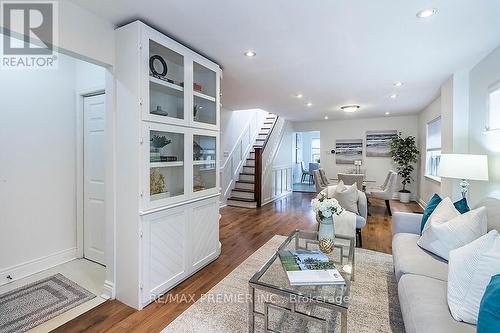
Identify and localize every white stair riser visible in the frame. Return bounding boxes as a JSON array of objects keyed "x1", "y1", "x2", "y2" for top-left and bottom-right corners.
[
  {"x1": 249, "y1": 152, "x2": 255, "y2": 159},
  {"x1": 227, "y1": 200, "x2": 257, "y2": 208},
  {"x1": 242, "y1": 166, "x2": 255, "y2": 174},
  {"x1": 235, "y1": 182, "x2": 254, "y2": 190},
  {"x1": 239, "y1": 174, "x2": 255, "y2": 182},
  {"x1": 258, "y1": 133, "x2": 267, "y2": 140},
  {"x1": 231, "y1": 191, "x2": 254, "y2": 200},
  {"x1": 246, "y1": 159, "x2": 255, "y2": 167}
]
